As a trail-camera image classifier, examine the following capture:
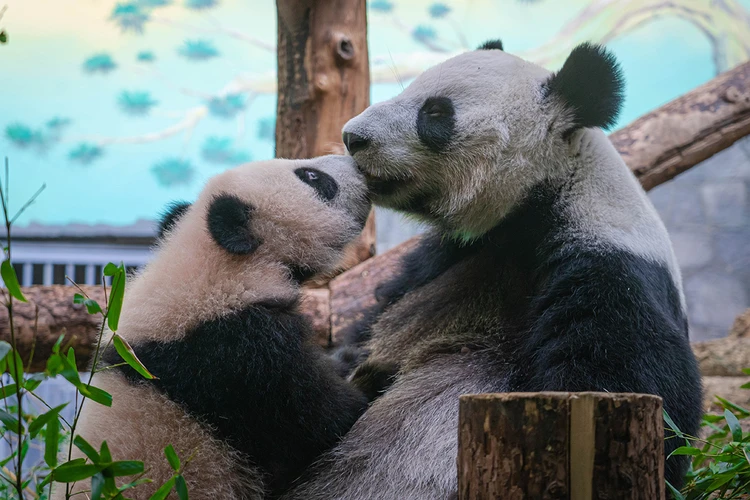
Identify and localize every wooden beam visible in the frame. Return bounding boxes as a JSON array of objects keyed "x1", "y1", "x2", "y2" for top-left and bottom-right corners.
[
  {"x1": 457, "y1": 393, "x2": 664, "y2": 499},
  {"x1": 329, "y1": 61, "x2": 750, "y2": 343},
  {"x1": 275, "y1": 0, "x2": 375, "y2": 271}
]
